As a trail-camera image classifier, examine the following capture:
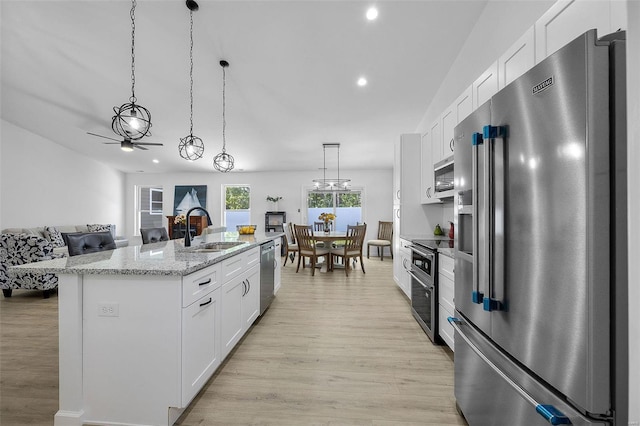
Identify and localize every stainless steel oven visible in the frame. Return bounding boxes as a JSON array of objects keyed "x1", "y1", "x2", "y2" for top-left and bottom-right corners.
[{"x1": 409, "y1": 242, "x2": 437, "y2": 343}]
